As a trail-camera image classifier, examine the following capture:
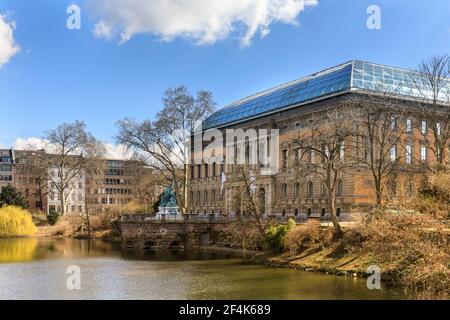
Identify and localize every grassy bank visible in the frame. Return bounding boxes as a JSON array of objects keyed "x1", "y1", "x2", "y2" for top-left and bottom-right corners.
[{"x1": 266, "y1": 212, "x2": 449, "y2": 299}]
